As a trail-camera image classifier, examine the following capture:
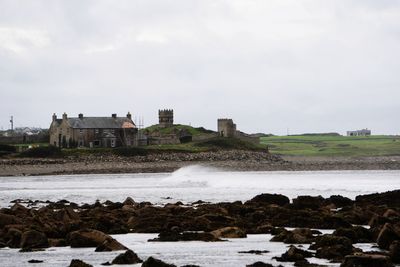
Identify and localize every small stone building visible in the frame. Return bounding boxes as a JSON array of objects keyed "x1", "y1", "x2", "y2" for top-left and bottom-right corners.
[
  {"x1": 347, "y1": 129, "x2": 371, "y2": 136},
  {"x1": 159, "y1": 109, "x2": 173, "y2": 128},
  {"x1": 49, "y1": 113, "x2": 137, "y2": 148},
  {"x1": 218, "y1": 119, "x2": 237, "y2": 137}
]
